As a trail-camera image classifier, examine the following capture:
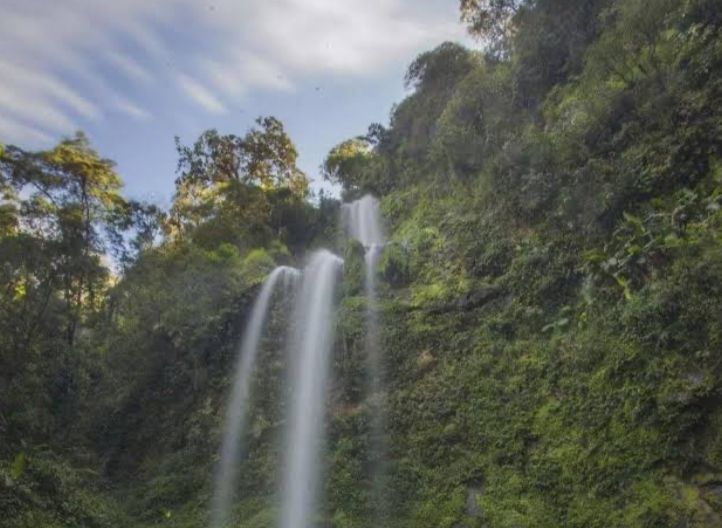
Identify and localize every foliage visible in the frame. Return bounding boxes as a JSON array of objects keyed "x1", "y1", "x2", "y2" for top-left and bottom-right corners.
[
  {"x1": 168, "y1": 117, "x2": 308, "y2": 241},
  {"x1": 0, "y1": 118, "x2": 329, "y2": 526},
  {"x1": 459, "y1": 0, "x2": 523, "y2": 56},
  {"x1": 321, "y1": 1, "x2": 722, "y2": 526},
  {"x1": 323, "y1": 138, "x2": 382, "y2": 198}
]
